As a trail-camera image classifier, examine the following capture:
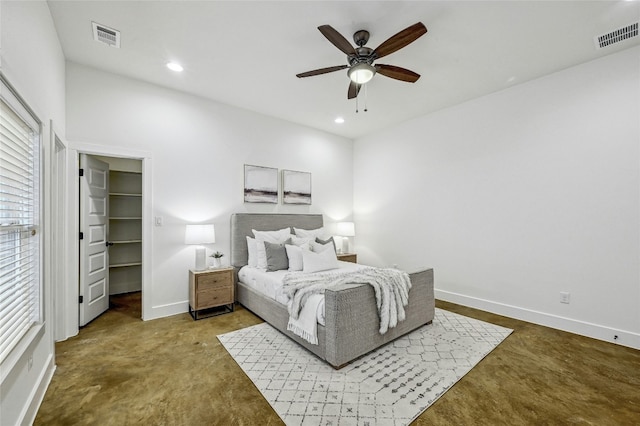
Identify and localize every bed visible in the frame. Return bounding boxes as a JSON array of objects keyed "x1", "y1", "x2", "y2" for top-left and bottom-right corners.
[{"x1": 231, "y1": 213, "x2": 435, "y2": 368}]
